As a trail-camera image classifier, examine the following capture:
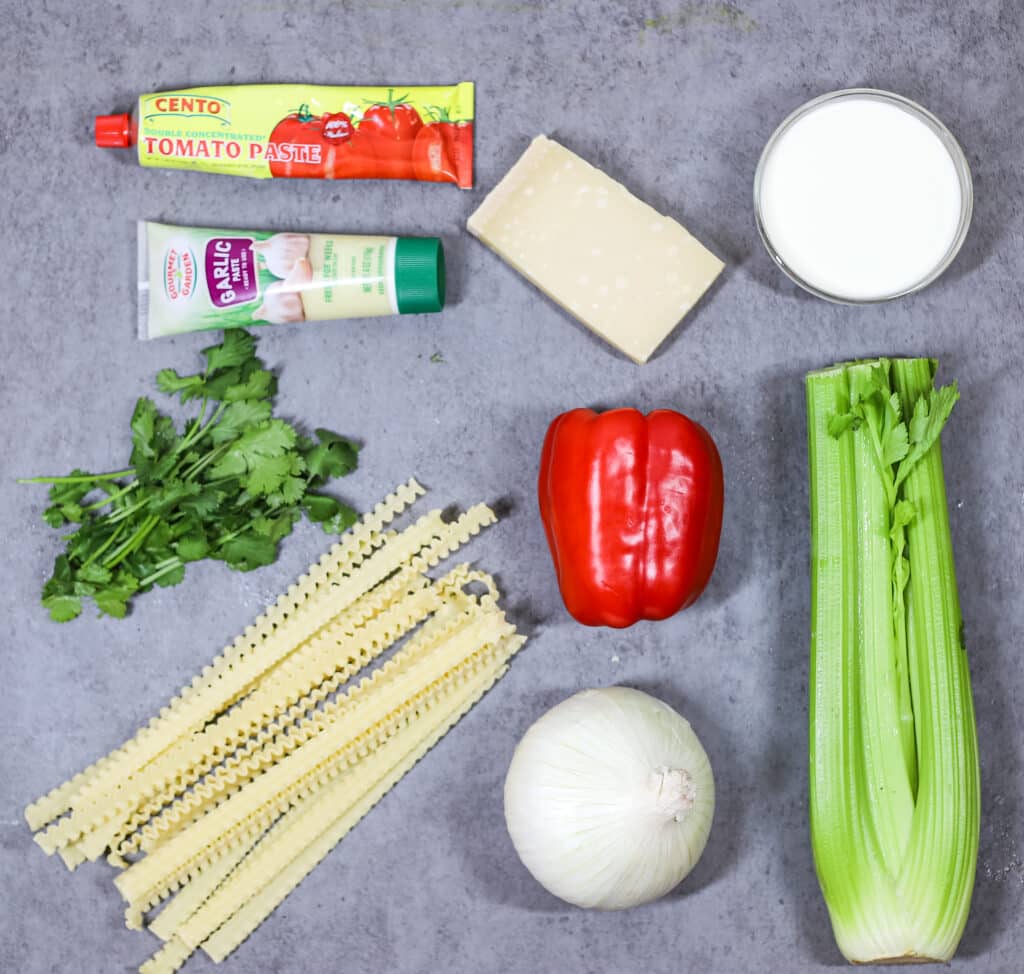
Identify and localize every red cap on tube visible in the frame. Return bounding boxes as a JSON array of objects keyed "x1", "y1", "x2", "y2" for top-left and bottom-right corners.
[{"x1": 95, "y1": 113, "x2": 132, "y2": 148}]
